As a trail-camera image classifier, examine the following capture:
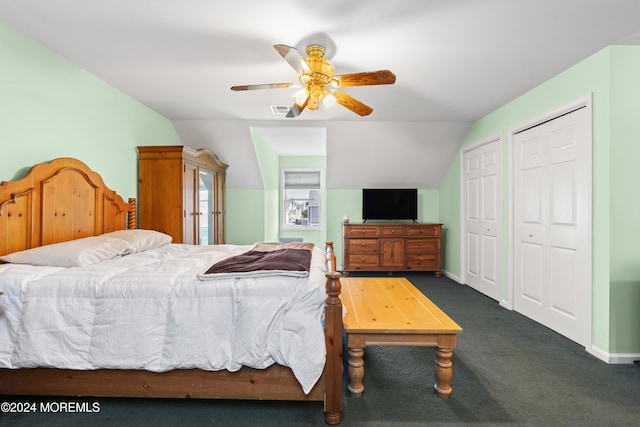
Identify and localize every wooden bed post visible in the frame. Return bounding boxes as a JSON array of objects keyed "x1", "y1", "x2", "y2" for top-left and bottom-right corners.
[
  {"x1": 127, "y1": 198, "x2": 137, "y2": 230},
  {"x1": 324, "y1": 242, "x2": 343, "y2": 425}
]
